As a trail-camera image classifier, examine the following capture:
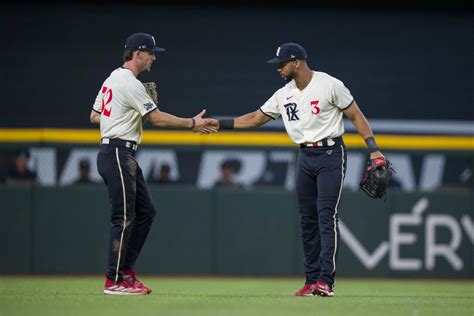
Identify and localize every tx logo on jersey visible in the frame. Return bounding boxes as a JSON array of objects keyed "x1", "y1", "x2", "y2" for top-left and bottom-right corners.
[{"x1": 284, "y1": 102, "x2": 299, "y2": 121}]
